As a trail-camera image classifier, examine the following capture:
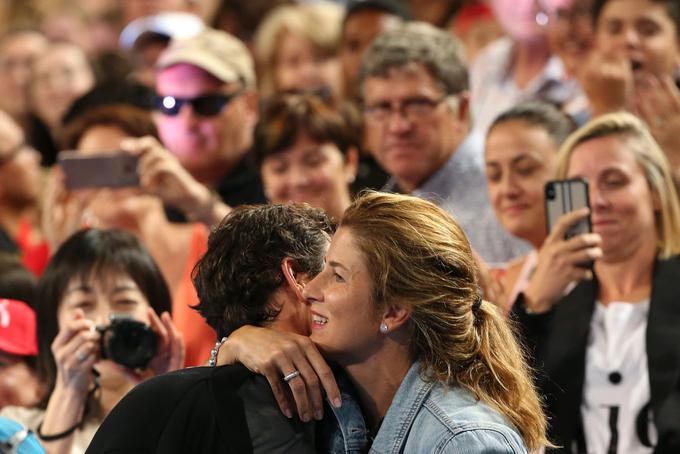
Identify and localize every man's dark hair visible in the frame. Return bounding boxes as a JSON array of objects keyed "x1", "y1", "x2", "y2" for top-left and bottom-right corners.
[
  {"x1": 360, "y1": 22, "x2": 468, "y2": 96},
  {"x1": 593, "y1": 0, "x2": 680, "y2": 36},
  {"x1": 193, "y1": 204, "x2": 334, "y2": 338}
]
